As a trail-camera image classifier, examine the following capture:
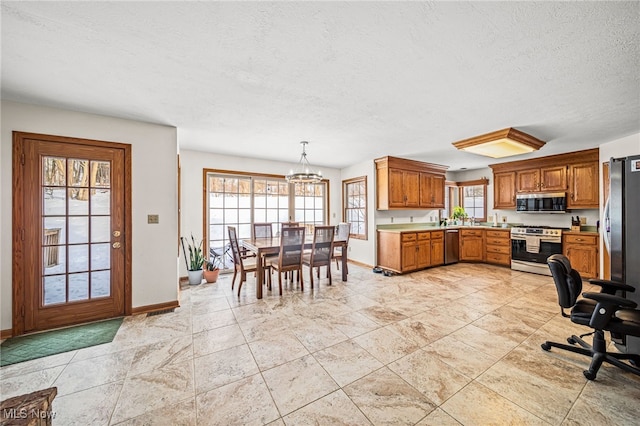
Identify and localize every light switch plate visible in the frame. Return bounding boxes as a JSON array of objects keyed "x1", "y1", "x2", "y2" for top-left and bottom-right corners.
[{"x1": 148, "y1": 214, "x2": 159, "y2": 224}]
